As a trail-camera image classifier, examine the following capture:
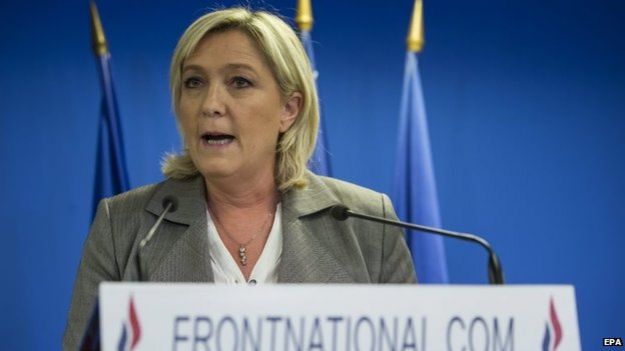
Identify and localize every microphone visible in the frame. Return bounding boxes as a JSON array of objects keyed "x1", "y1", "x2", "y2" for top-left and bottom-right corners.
[
  {"x1": 329, "y1": 204, "x2": 504, "y2": 285},
  {"x1": 136, "y1": 196, "x2": 178, "y2": 281},
  {"x1": 79, "y1": 196, "x2": 180, "y2": 349}
]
